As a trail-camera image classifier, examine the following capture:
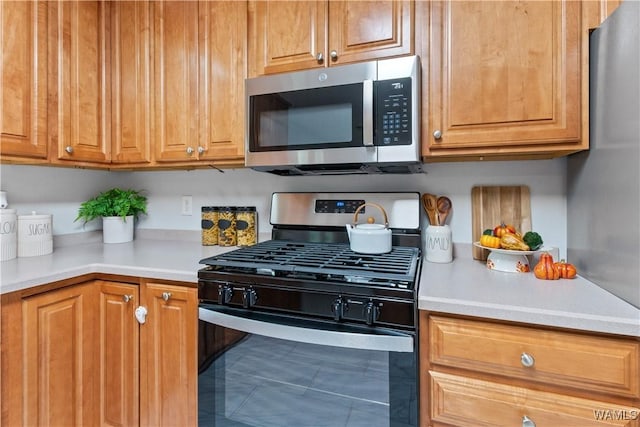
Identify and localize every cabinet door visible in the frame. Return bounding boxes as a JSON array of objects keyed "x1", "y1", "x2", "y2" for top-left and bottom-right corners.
[
  {"x1": 23, "y1": 282, "x2": 99, "y2": 426},
  {"x1": 249, "y1": 0, "x2": 326, "y2": 75},
  {"x1": 140, "y1": 282, "x2": 198, "y2": 426},
  {"x1": 98, "y1": 281, "x2": 139, "y2": 427},
  {"x1": 49, "y1": 1, "x2": 111, "y2": 164},
  {"x1": 425, "y1": 1, "x2": 583, "y2": 158},
  {"x1": 152, "y1": 1, "x2": 199, "y2": 163},
  {"x1": 198, "y1": 1, "x2": 245, "y2": 162},
  {"x1": 328, "y1": 0, "x2": 413, "y2": 65},
  {"x1": 111, "y1": 1, "x2": 151, "y2": 165},
  {"x1": 0, "y1": 1, "x2": 48, "y2": 160}
]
